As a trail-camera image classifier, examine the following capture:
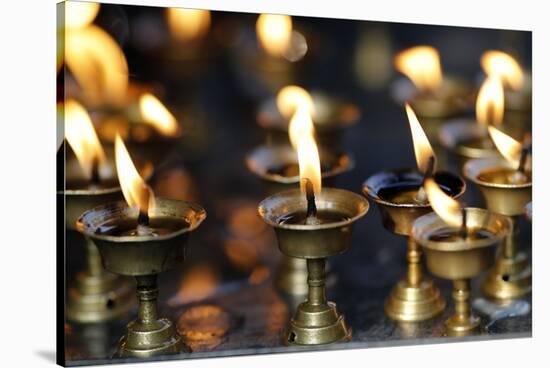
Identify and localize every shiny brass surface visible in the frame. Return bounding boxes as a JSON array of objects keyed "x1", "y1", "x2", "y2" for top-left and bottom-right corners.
[
  {"x1": 78, "y1": 198, "x2": 206, "y2": 357},
  {"x1": 463, "y1": 158, "x2": 532, "y2": 300},
  {"x1": 413, "y1": 209, "x2": 511, "y2": 336},
  {"x1": 363, "y1": 169, "x2": 464, "y2": 321},
  {"x1": 258, "y1": 188, "x2": 368, "y2": 345}
]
